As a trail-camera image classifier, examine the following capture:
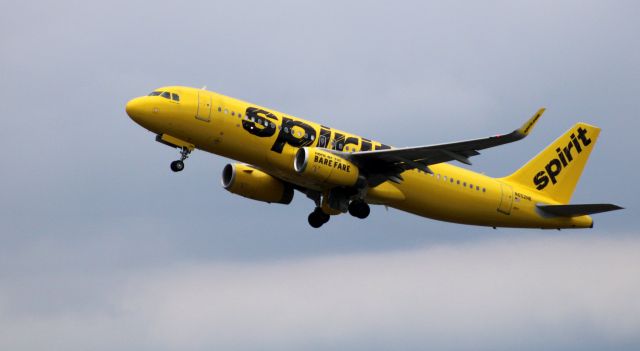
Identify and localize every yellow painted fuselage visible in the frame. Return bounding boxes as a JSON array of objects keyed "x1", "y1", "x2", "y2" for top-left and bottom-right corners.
[{"x1": 126, "y1": 86, "x2": 593, "y2": 229}]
